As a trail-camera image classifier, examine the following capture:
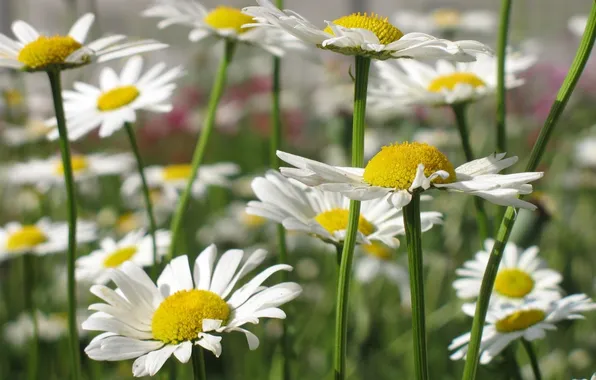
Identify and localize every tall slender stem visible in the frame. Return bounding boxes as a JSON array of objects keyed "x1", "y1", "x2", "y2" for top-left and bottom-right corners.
[
  {"x1": 333, "y1": 55, "x2": 370, "y2": 380},
  {"x1": 191, "y1": 346, "x2": 207, "y2": 380},
  {"x1": 504, "y1": 346, "x2": 522, "y2": 380},
  {"x1": 461, "y1": 4, "x2": 596, "y2": 379},
  {"x1": 167, "y1": 40, "x2": 236, "y2": 259},
  {"x1": 451, "y1": 104, "x2": 490, "y2": 242},
  {"x1": 24, "y1": 254, "x2": 38, "y2": 380},
  {"x1": 496, "y1": 0, "x2": 512, "y2": 154},
  {"x1": 403, "y1": 193, "x2": 429, "y2": 380},
  {"x1": 47, "y1": 69, "x2": 81, "y2": 380},
  {"x1": 124, "y1": 122, "x2": 159, "y2": 279},
  {"x1": 522, "y1": 339, "x2": 542, "y2": 380}
]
